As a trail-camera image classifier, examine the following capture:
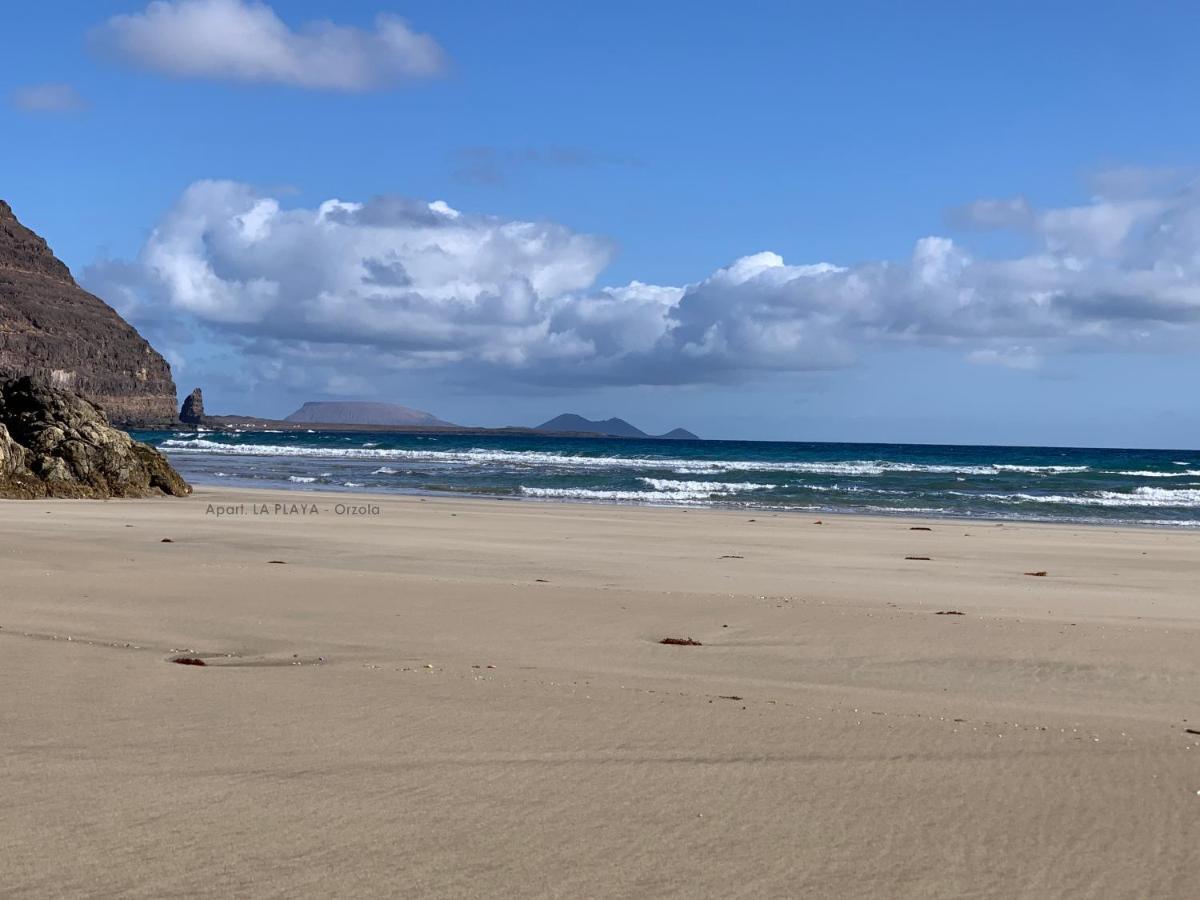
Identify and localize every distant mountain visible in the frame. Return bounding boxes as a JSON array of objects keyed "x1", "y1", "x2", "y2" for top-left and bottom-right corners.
[
  {"x1": 535, "y1": 413, "x2": 699, "y2": 440},
  {"x1": 285, "y1": 401, "x2": 454, "y2": 427}
]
